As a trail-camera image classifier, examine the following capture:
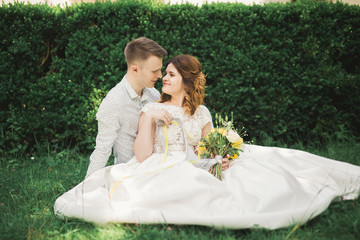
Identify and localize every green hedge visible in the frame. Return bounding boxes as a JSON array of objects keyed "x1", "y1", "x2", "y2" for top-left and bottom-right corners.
[{"x1": 1, "y1": 0, "x2": 360, "y2": 156}]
